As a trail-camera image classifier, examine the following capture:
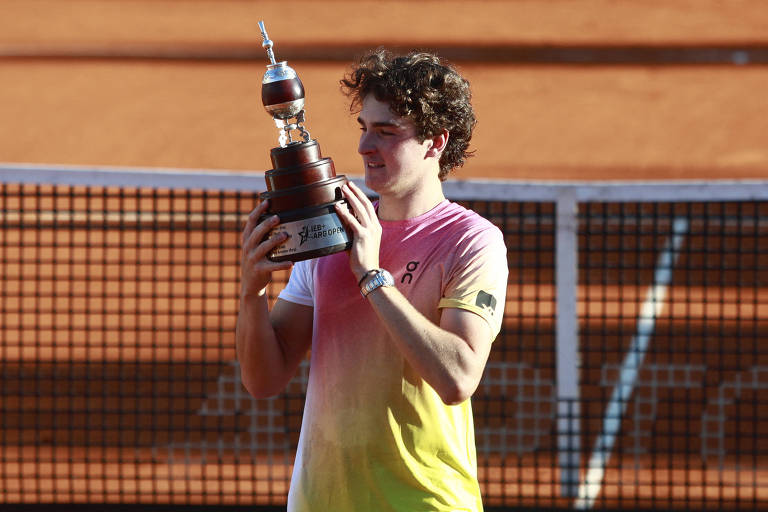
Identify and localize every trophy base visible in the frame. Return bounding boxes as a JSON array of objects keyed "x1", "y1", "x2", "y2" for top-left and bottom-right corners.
[{"x1": 262, "y1": 200, "x2": 351, "y2": 263}]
